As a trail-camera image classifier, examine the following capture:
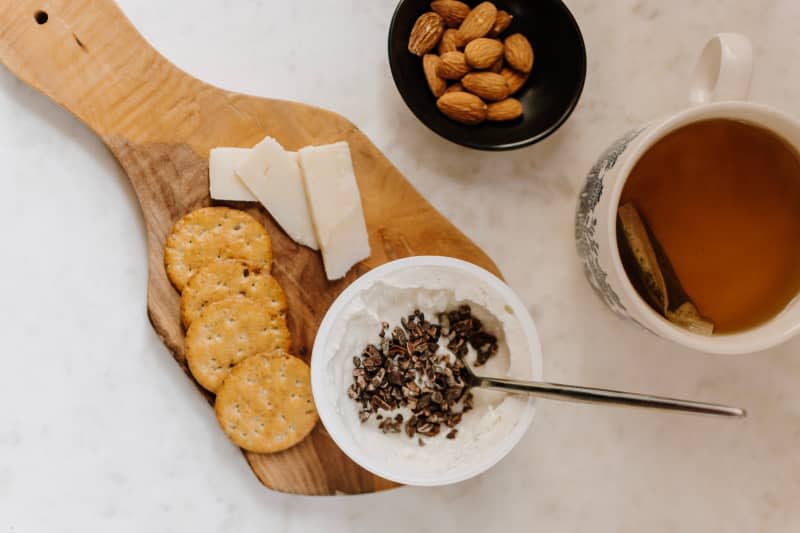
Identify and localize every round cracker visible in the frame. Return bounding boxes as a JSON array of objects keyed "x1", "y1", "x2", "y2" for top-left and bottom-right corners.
[
  {"x1": 165, "y1": 207, "x2": 272, "y2": 292},
  {"x1": 185, "y1": 297, "x2": 291, "y2": 392},
  {"x1": 215, "y1": 352, "x2": 318, "y2": 454},
  {"x1": 181, "y1": 260, "x2": 287, "y2": 327}
]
